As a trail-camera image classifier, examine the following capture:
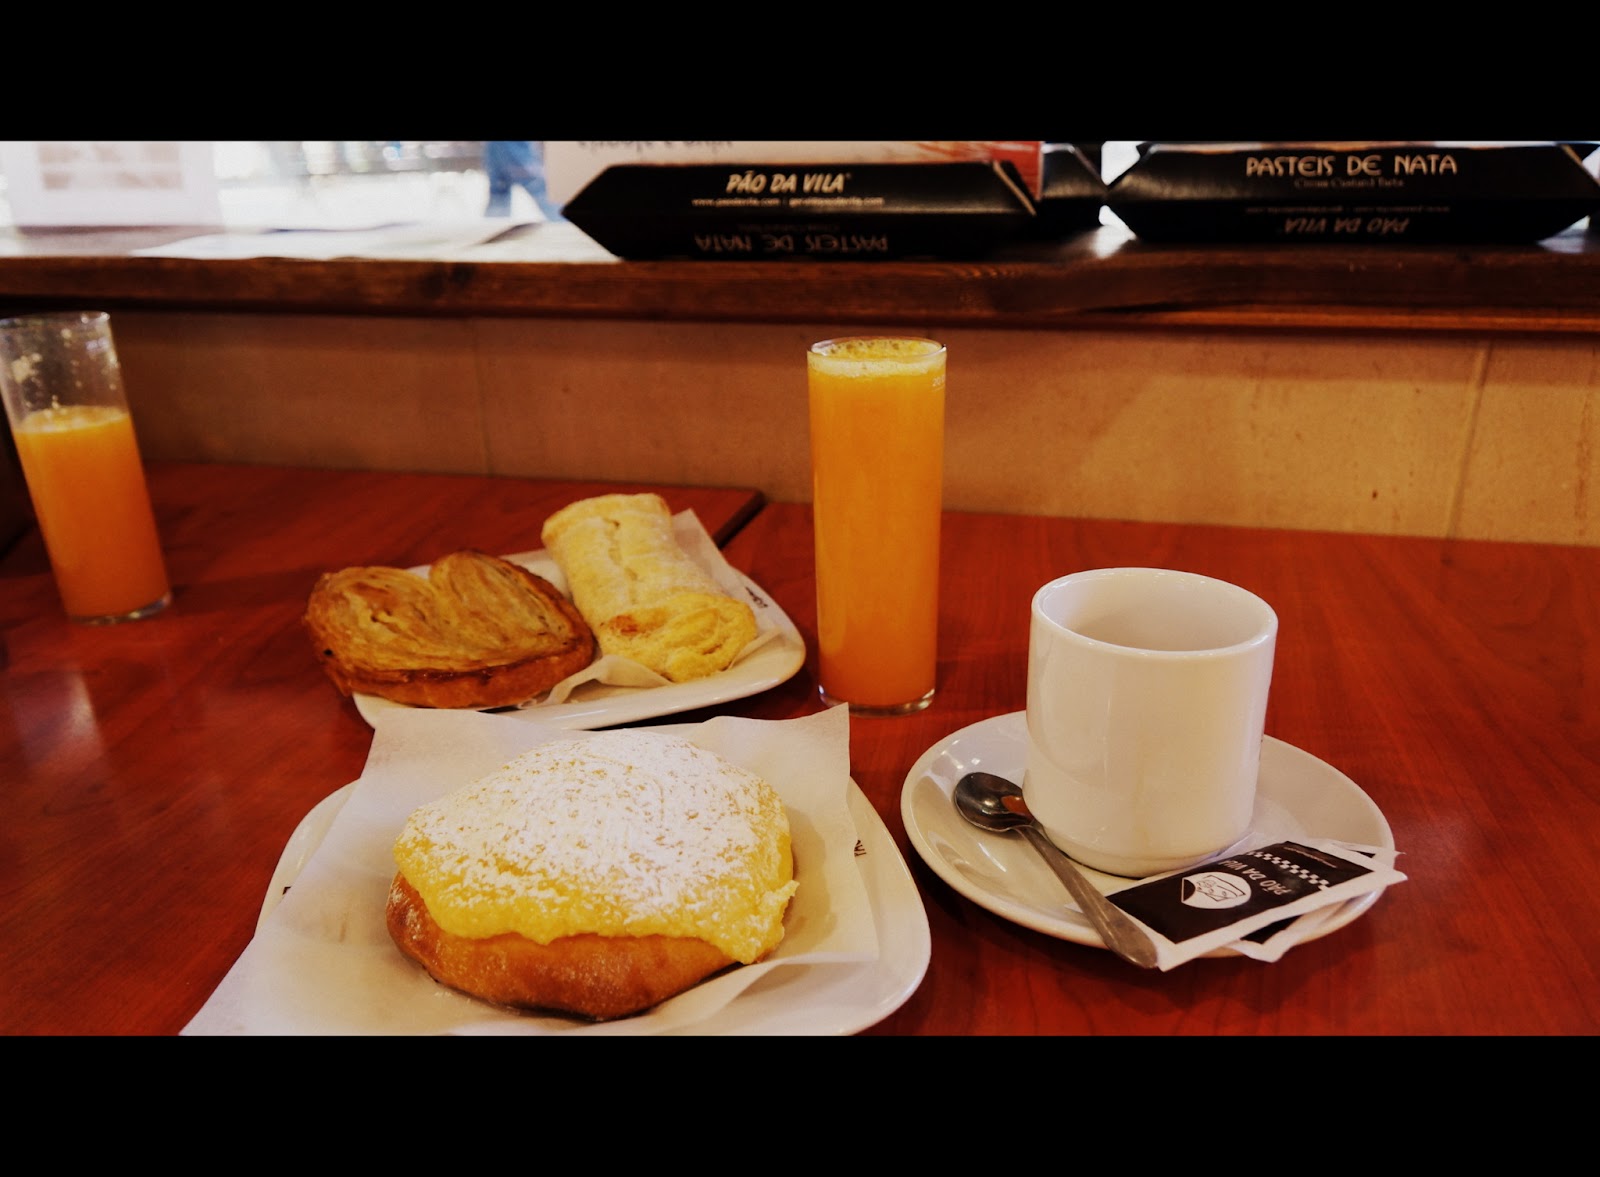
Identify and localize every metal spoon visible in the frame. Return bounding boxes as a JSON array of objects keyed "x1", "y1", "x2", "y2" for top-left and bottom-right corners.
[{"x1": 954, "y1": 771, "x2": 1160, "y2": 969}]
